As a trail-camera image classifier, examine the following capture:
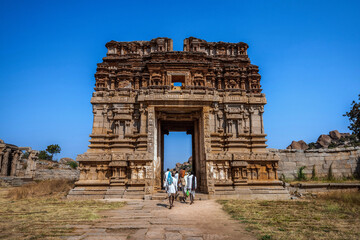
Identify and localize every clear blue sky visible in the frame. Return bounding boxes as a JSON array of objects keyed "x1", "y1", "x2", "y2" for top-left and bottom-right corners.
[{"x1": 0, "y1": 1, "x2": 359, "y2": 169}]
